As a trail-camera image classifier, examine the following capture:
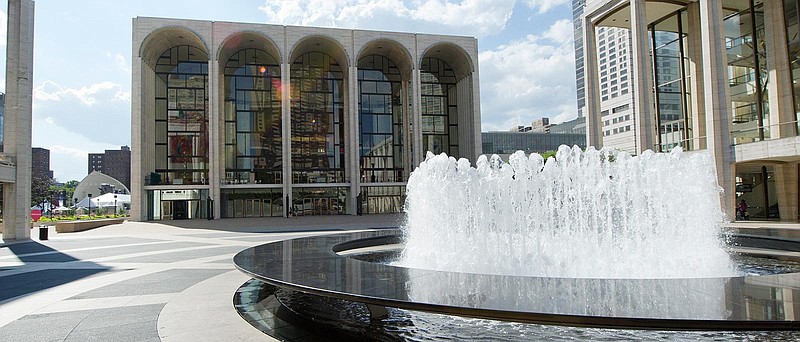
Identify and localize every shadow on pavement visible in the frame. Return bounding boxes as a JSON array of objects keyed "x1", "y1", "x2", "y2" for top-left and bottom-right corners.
[{"x1": 0, "y1": 240, "x2": 111, "y2": 302}]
